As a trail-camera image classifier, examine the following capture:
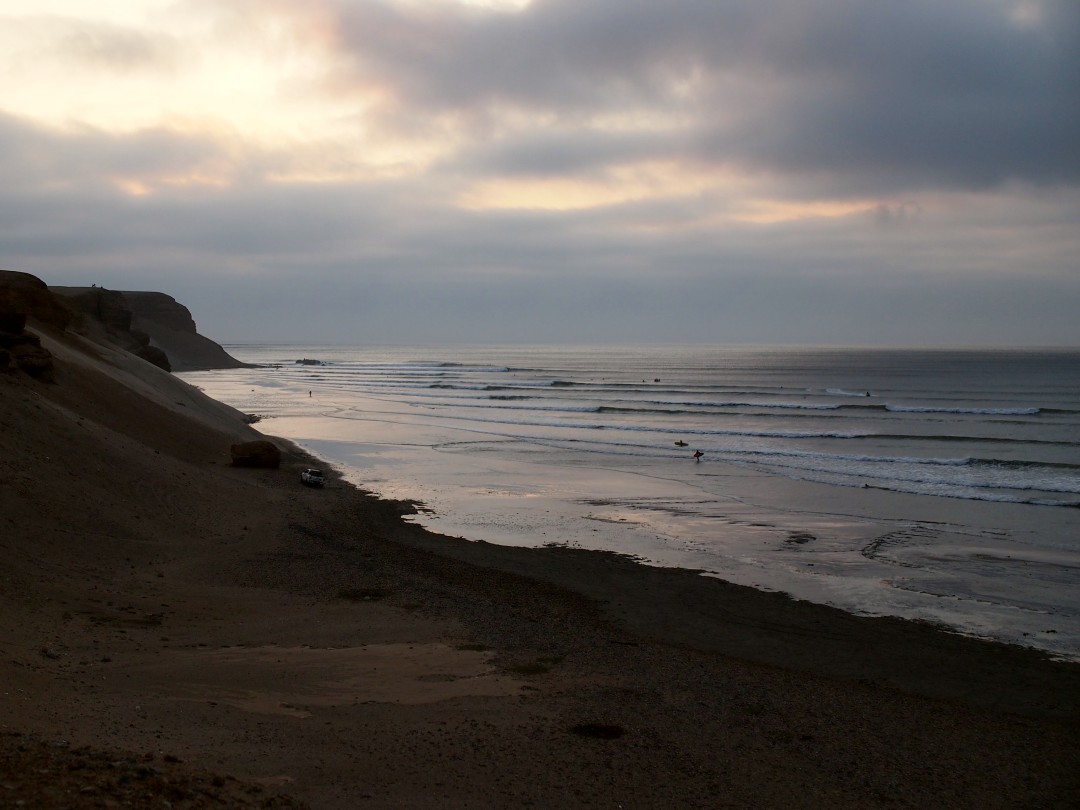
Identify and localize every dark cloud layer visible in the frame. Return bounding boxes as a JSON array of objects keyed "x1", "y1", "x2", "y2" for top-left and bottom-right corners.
[{"x1": 327, "y1": 0, "x2": 1080, "y2": 193}]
